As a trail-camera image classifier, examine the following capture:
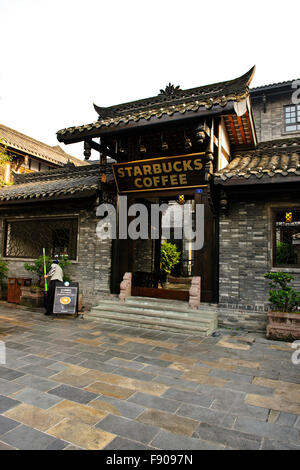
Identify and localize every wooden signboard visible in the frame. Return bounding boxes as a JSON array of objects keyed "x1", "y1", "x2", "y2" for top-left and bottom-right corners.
[
  {"x1": 112, "y1": 153, "x2": 206, "y2": 193},
  {"x1": 53, "y1": 283, "x2": 78, "y2": 315}
]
